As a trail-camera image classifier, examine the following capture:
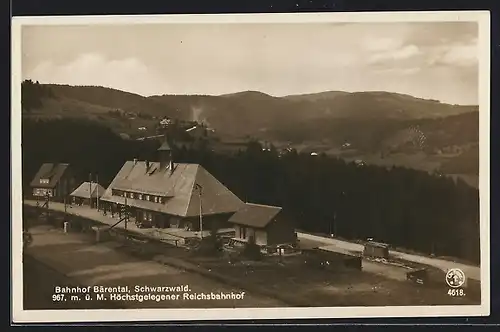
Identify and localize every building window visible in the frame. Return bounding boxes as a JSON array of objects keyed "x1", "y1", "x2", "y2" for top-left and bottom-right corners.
[
  {"x1": 143, "y1": 211, "x2": 153, "y2": 222},
  {"x1": 138, "y1": 194, "x2": 143, "y2": 200},
  {"x1": 154, "y1": 196, "x2": 158, "y2": 203},
  {"x1": 241, "y1": 227, "x2": 246, "y2": 239},
  {"x1": 145, "y1": 195, "x2": 150, "y2": 201},
  {"x1": 39, "y1": 179, "x2": 49, "y2": 184},
  {"x1": 34, "y1": 188, "x2": 53, "y2": 197}
]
